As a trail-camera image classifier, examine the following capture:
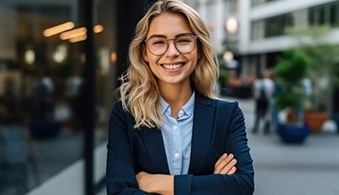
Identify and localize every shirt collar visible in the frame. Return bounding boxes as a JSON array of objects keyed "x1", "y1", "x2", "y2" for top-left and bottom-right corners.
[
  {"x1": 160, "y1": 91, "x2": 195, "y2": 117},
  {"x1": 181, "y1": 91, "x2": 195, "y2": 117}
]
